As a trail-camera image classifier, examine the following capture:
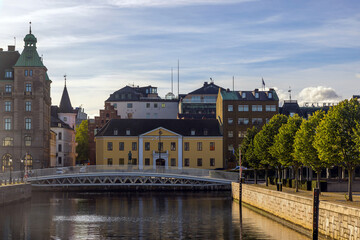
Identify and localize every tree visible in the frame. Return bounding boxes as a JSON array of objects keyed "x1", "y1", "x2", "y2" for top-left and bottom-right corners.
[
  {"x1": 314, "y1": 99, "x2": 360, "y2": 201},
  {"x1": 270, "y1": 114, "x2": 303, "y2": 192},
  {"x1": 75, "y1": 120, "x2": 89, "y2": 164},
  {"x1": 240, "y1": 127, "x2": 261, "y2": 184},
  {"x1": 294, "y1": 110, "x2": 327, "y2": 192},
  {"x1": 254, "y1": 114, "x2": 288, "y2": 185}
]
